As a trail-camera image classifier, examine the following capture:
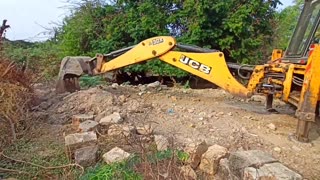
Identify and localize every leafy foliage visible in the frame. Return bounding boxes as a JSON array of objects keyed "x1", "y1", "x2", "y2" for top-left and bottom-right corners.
[
  {"x1": 56, "y1": 0, "x2": 282, "y2": 78},
  {"x1": 2, "y1": 40, "x2": 62, "y2": 80},
  {"x1": 3, "y1": 0, "x2": 299, "y2": 80},
  {"x1": 273, "y1": 0, "x2": 304, "y2": 49}
]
